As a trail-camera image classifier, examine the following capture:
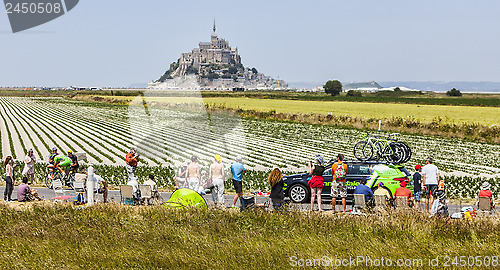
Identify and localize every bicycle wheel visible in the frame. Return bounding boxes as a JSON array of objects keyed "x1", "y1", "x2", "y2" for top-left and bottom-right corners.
[
  {"x1": 399, "y1": 142, "x2": 412, "y2": 163},
  {"x1": 66, "y1": 173, "x2": 75, "y2": 189},
  {"x1": 384, "y1": 143, "x2": 405, "y2": 164},
  {"x1": 354, "y1": 141, "x2": 374, "y2": 161},
  {"x1": 45, "y1": 172, "x2": 53, "y2": 189}
]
